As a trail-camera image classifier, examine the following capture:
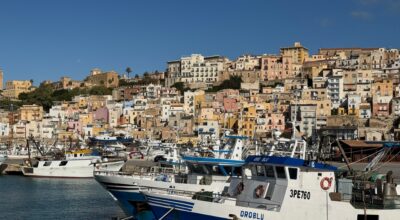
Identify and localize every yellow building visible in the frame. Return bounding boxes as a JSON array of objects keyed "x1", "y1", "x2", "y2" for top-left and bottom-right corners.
[
  {"x1": 240, "y1": 105, "x2": 256, "y2": 137},
  {"x1": 372, "y1": 79, "x2": 393, "y2": 97},
  {"x1": 3, "y1": 80, "x2": 33, "y2": 99},
  {"x1": 85, "y1": 68, "x2": 119, "y2": 88},
  {"x1": 54, "y1": 77, "x2": 83, "y2": 90},
  {"x1": 57, "y1": 130, "x2": 75, "y2": 141},
  {"x1": 79, "y1": 113, "x2": 93, "y2": 127},
  {"x1": 18, "y1": 104, "x2": 43, "y2": 121},
  {"x1": 280, "y1": 42, "x2": 309, "y2": 65},
  {"x1": 73, "y1": 96, "x2": 88, "y2": 108},
  {"x1": 88, "y1": 95, "x2": 111, "y2": 110}
]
